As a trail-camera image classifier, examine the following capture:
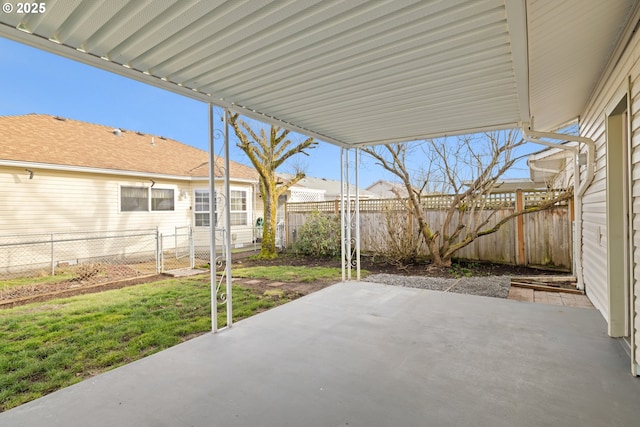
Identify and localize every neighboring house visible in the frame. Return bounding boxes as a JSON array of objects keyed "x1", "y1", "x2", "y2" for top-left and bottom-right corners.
[
  {"x1": 461, "y1": 178, "x2": 544, "y2": 192},
  {"x1": 366, "y1": 180, "x2": 410, "y2": 199},
  {"x1": 0, "y1": 114, "x2": 259, "y2": 248},
  {"x1": 527, "y1": 142, "x2": 576, "y2": 190},
  {"x1": 278, "y1": 173, "x2": 378, "y2": 201},
  {"x1": 271, "y1": 173, "x2": 377, "y2": 221}
]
